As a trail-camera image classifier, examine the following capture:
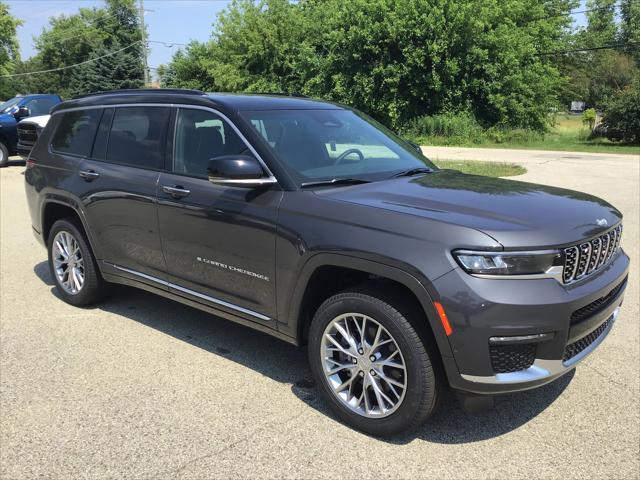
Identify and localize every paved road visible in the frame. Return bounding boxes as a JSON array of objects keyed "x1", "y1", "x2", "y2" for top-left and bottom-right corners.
[
  {"x1": 1, "y1": 150, "x2": 638, "y2": 479},
  {"x1": 422, "y1": 145, "x2": 639, "y2": 164}
]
